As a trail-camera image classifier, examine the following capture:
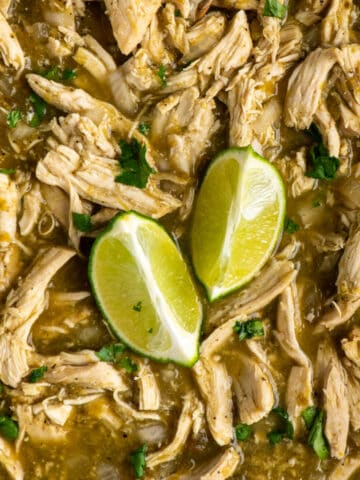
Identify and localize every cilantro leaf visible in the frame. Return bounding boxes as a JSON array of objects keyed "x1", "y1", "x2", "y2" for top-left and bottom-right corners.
[
  {"x1": 72, "y1": 212, "x2": 92, "y2": 232},
  {"x1": 175, "y1": 8, "x2": 181, "y2": 16},
  {"x1": 28, "y1": 93, "x2": 47, "y2": 127},
  {"x1": 157, "y1": 65, "x2": 167, "y2": 87},
  {"x1": 62, "y1": 69, "x2": 77, "y2": 80},
  {"x1": 235, "y1": 424, "x2": 252, "y2": 441},
  {"x1": 263, "y1": 0, "x2": 287, "y2": 19},
  {"x1": 267, "y1": 431, "x2": 284, "y2": 445},
  {"x1": 133, "y1": 301, "x2": 142, "y2": 312},
  {"x1": 130, "y1": 444, "x2": 147, "y2": 478},
  {"x1": 305, "y1": 125, "x2": 339, "y2": 180},
  {"x1": 0, "y1": 168, "x2": 16, "y2": 175},
  {"x1": 138, "y1": 122, "x2": 150, "y2": 136},
  {"x1": 302, "y1": 406, "x2": 318, "y2": 430},
  {"x1": 233, "y1": 319, "x2": 264, "y2": 341},
  {"x1": 41, "y1": 66, "x2": 61, "y2": 81},
  {"x1": 0, "y1": 417, "x2": 19, "y2": 440},
  {"x1": 284, "y1": 217, "x2": 300, "y2": 234},
  {"x1": 306, "y1": 144, "x2": 339, "y2": 180},
  {"x1": 302, "y1": 407, "x2": 329, "y2": 460},
  {"x1": 115, "y1": 138, "x2": 155, "y2": 189},
  {"x1": 119, "y1": 357, "x2": 138, "y2": 373},
  {"x1": 7, "y1": 109, "x2": 22, "y2": 128},
  {"x1": 40, "y1": 66, "x2": 77, "y2": 81},
  {"x1": 96, "y1": 343, "x2": 127, "y2": 362},
  {"x1": 29, "y1": 366, "x2": 48, "y2": 383},
  {"x1": 267, "y1": 407, "x2": 294, "y2": 445}
]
